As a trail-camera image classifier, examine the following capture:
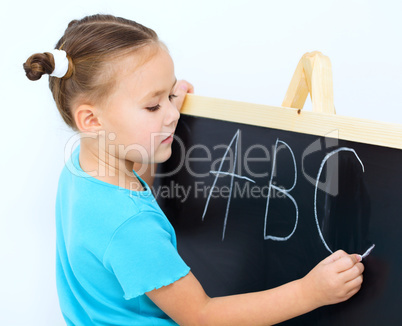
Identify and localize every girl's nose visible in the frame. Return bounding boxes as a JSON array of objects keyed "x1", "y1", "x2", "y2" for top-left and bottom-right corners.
[{"x1": 165, "y1": 100, "x2": 180, "y2": 125}]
